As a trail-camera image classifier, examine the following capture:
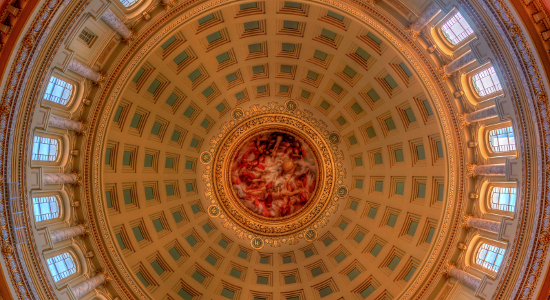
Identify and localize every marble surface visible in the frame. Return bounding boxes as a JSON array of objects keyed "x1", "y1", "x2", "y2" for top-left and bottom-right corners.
[
  {"x1": 473, "y1": 164, "x2": 506, "y2": 176},
  {"x1": 43, "y1": 173, "x2": 77, "y2": 185},
  {"x1": 68, "y1": 58, "x2": 101, "y2": 82},
  {"x1": 49, "y1": 114, "x2": 82, "y2": 131},
  {"x1": 50, "y1": 225, "x2": 85, "y2": 243},
  {"x1": 467, "y1": 217, "x2": 501, "y2": 233},
  {"x1": 410, "y1": 3, "x2": 441, "y2": 32},
  {"x1": 101, "y1": 9, "x2": 131, "y2": 38},
  {"x1": 465, "y1": 106, "x2": 498, "y2": 123},
  {"x1": 449, "y1": 267, "x2": 481, "y2": 290},
  {"x1": 72, "y1": 275, "x2": 104, "y2": 298},
  {"x1": 445, "y1": 51, "x2": 476, "y2": 74}
]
